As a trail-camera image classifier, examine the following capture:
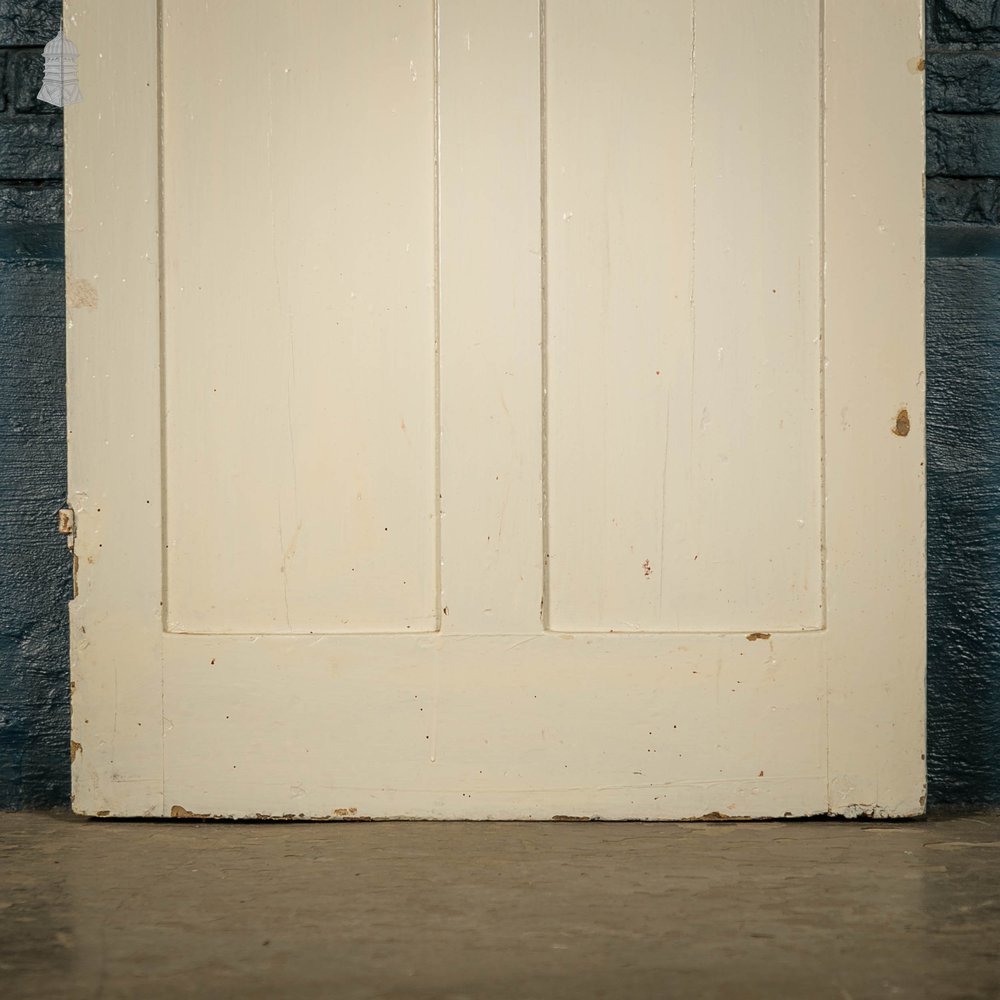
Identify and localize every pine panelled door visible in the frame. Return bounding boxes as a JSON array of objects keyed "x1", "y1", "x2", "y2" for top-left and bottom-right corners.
[{"x1": 65, "y1": 0, "x2": 925, "y2": 820}]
